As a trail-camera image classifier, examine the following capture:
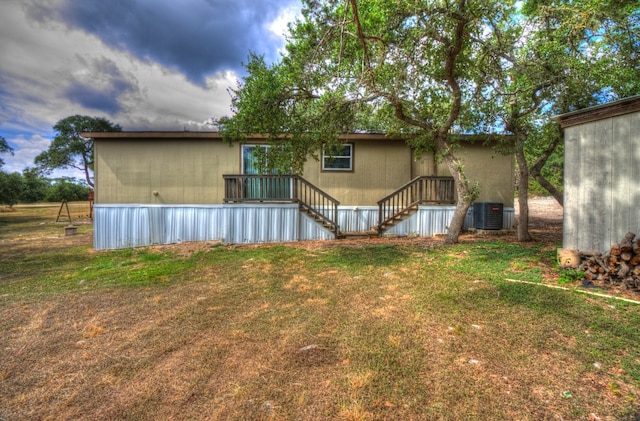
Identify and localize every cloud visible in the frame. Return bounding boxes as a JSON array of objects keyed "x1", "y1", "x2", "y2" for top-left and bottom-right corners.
[
  {"x1": 63, "y1": 56, "x2": 141, "y2": 114},
  {"x1": 2, "y1": 134, "x2": 51, "y2": 174},
  {"x1": 24, "y1": 0, "x2": 298, "y2": 85},
  {"x1": 0, "y1": 0, "x2": 301, "y2": 176}
]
